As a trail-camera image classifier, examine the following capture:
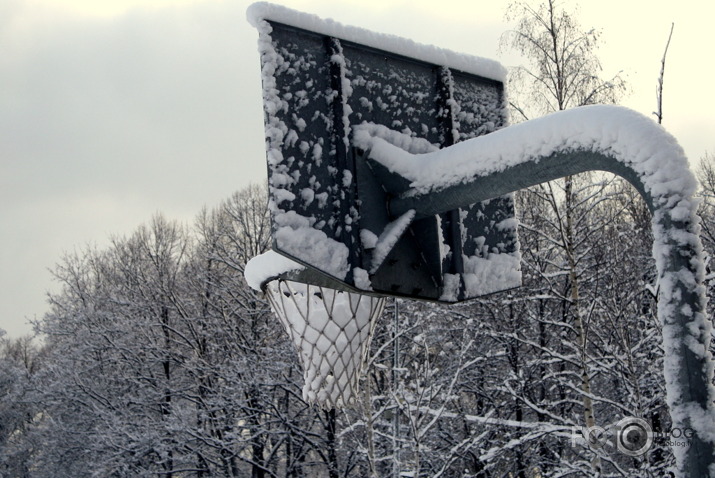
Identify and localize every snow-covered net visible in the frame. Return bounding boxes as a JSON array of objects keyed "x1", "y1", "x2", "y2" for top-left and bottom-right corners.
[{"x1": 265, "y1": 279, "x2": 385, "y2": 408}]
